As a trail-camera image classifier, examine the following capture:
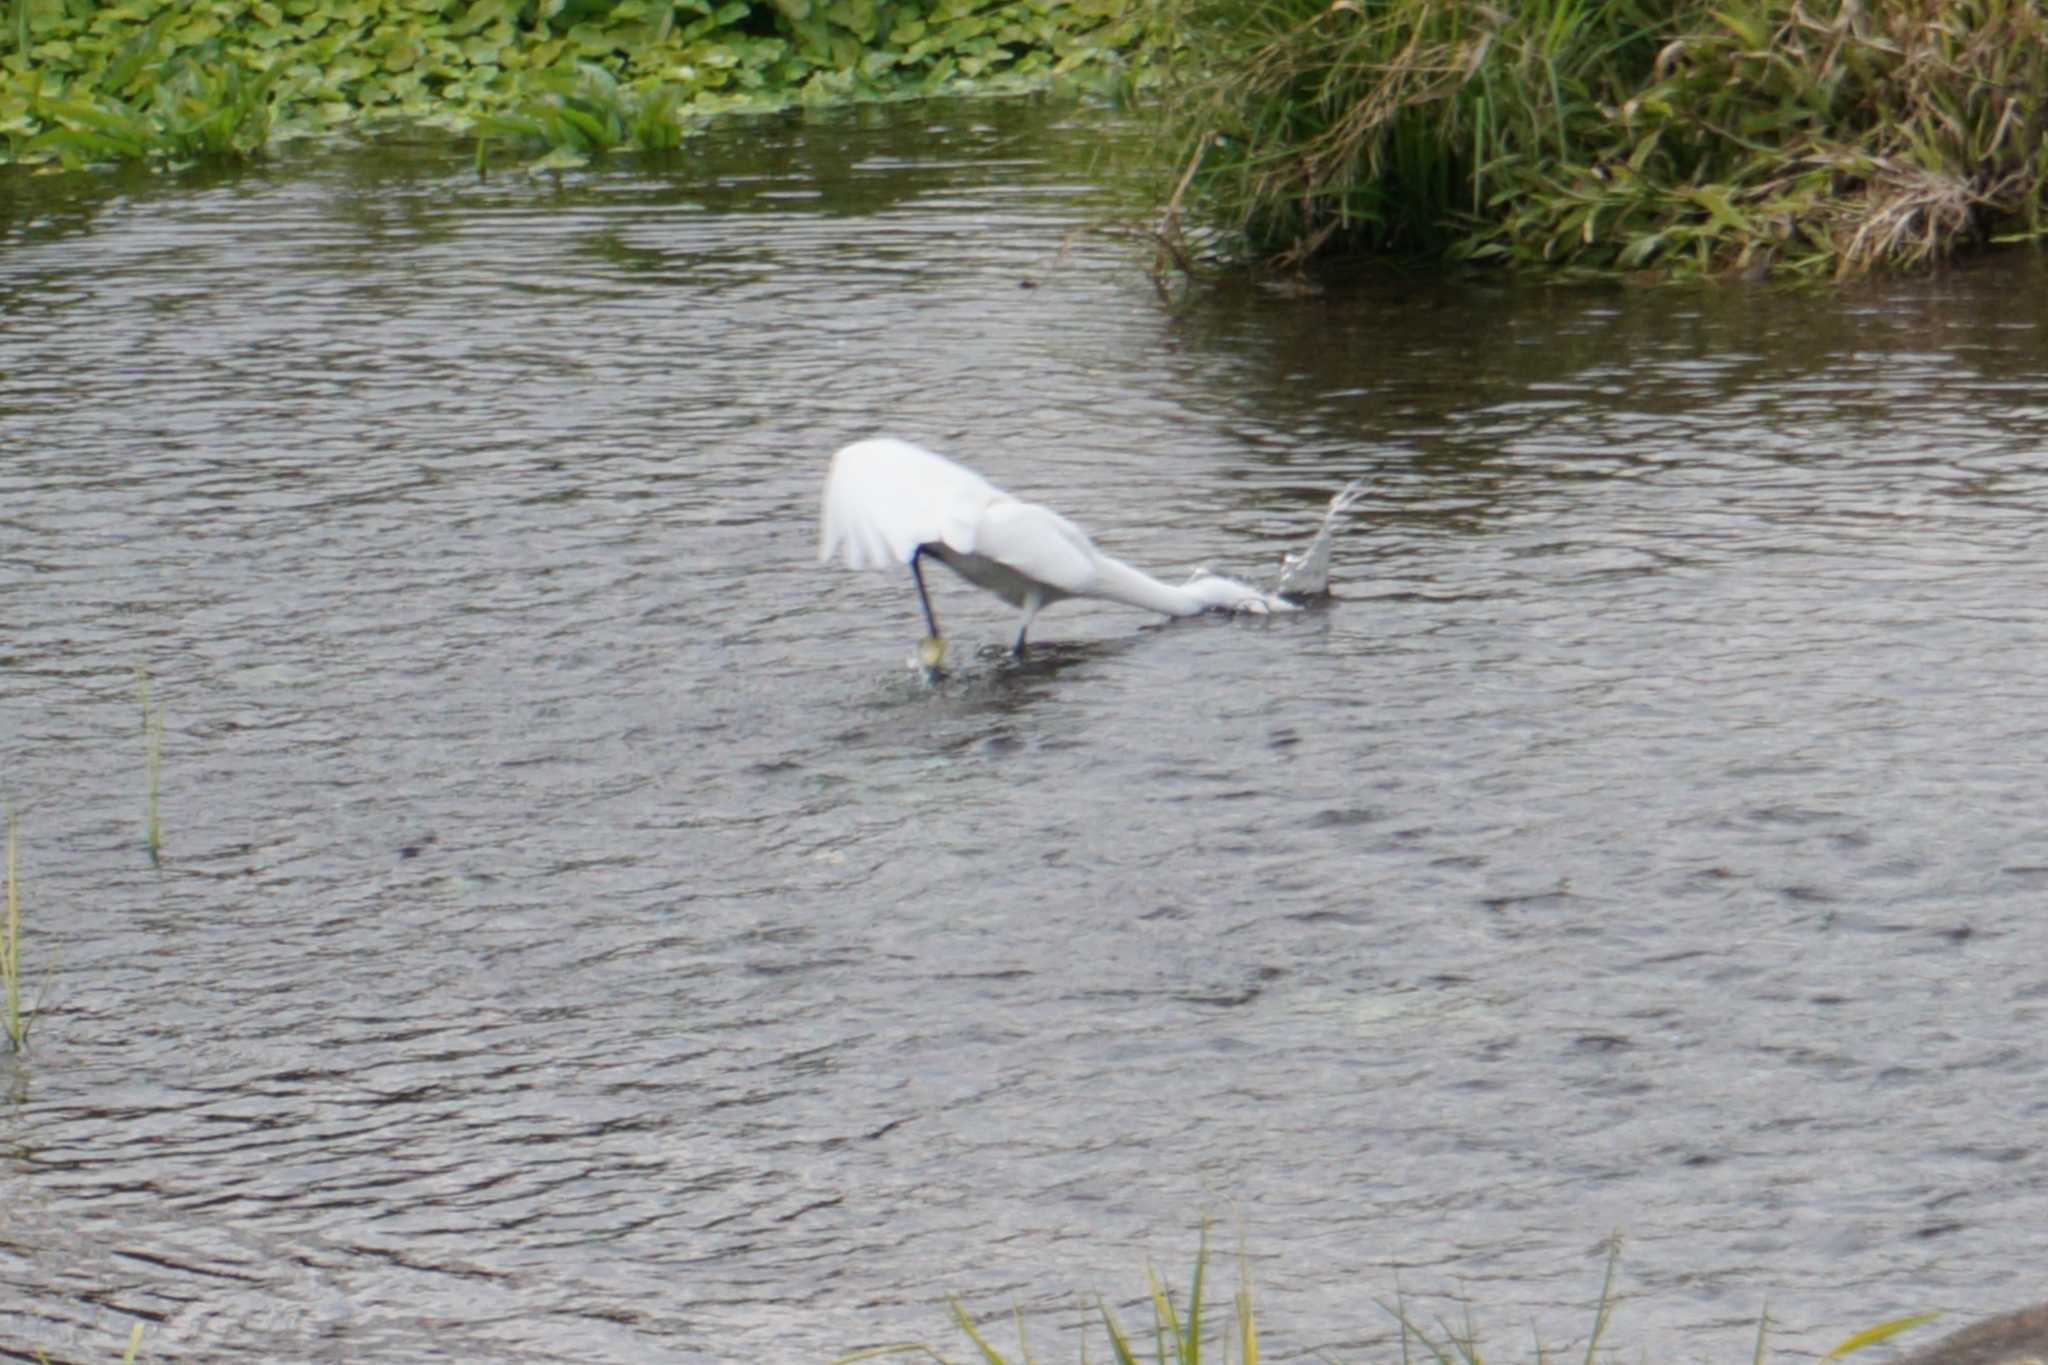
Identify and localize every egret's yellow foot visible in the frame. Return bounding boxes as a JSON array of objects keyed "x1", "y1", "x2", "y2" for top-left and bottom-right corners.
[{"x1": 916, "y1": 635, "x2": 947, "y2": 671}]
